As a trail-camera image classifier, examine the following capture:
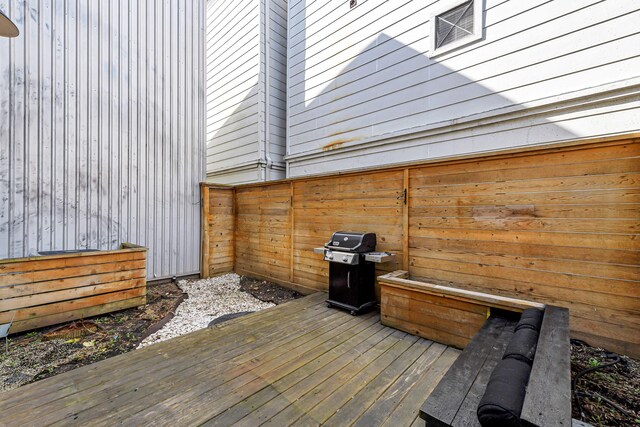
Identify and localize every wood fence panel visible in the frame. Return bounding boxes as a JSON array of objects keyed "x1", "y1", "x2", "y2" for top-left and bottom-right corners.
[
  {"x1": 202, "y1": 136, "x2": 640, "y2": 357},
  {"x1": 408, "y1": 139, "x2": 640, "y2": 357},
  {"x1": 202, "y1": 186, "x2": 235, "y2": 277},
  {"x1": 292, "y1": 170, "x2": 405, "y2": 295},
  {"x1": 235, "y1": 184, "x2": 292, "y2": 282}
]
